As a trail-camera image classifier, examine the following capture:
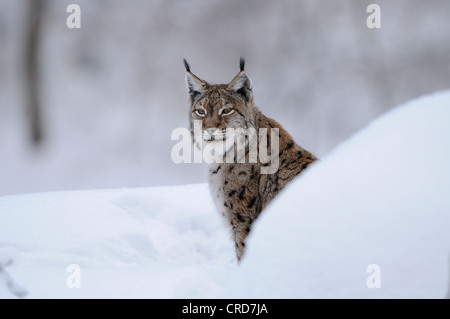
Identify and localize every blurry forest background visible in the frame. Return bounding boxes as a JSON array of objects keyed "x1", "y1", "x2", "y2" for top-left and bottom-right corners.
[{"x1": 1, "y1": 0, "x2": 449, "y2": 195}]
